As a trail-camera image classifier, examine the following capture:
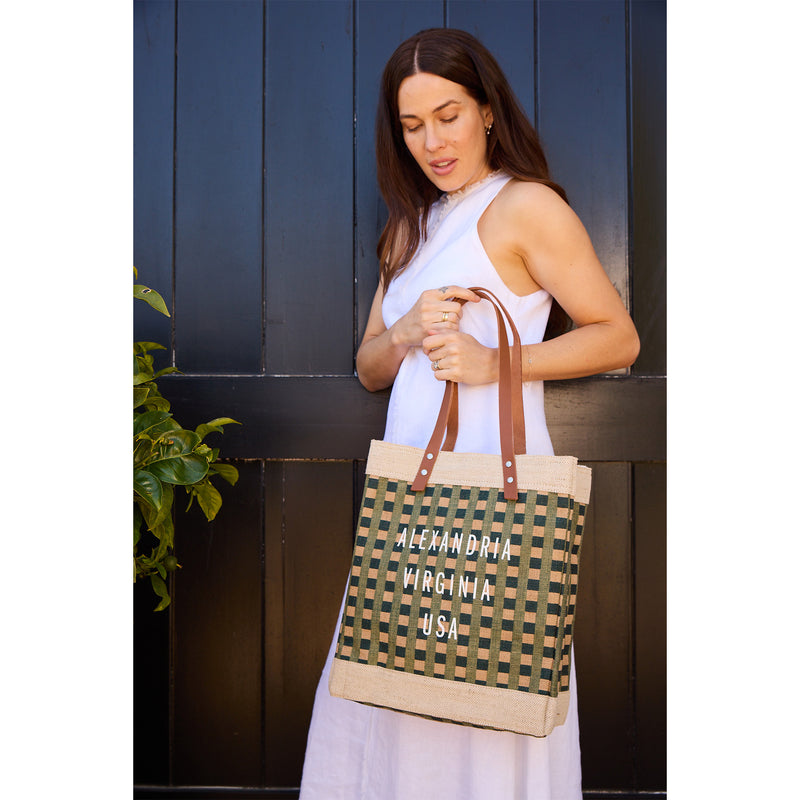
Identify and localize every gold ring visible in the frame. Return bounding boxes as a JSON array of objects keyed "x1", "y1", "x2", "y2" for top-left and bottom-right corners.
[
  {"x1": 442, "y1": 311, "x2": 449, "y2": 323},
  {"x1": 432, "y1": 360, "x2": 440, "y2": 371}
]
